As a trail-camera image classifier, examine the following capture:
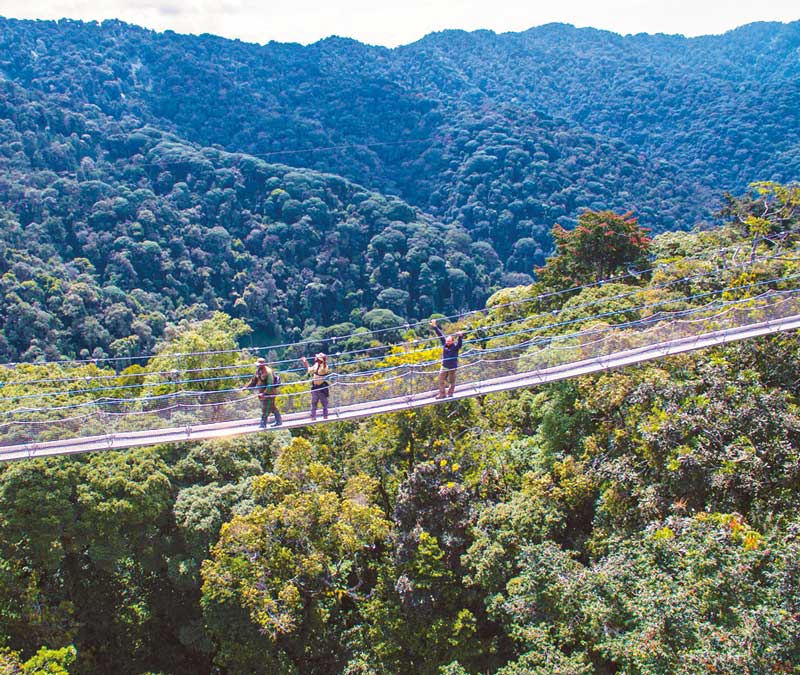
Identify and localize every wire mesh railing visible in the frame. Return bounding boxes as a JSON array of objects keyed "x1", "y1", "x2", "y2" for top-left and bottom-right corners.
[
  {"x1": 2, "y1": 289, "x2": 799, "y2": 457},
  {"x1": 2, "y1": 251, "x2": 797, "y2": 404}
]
